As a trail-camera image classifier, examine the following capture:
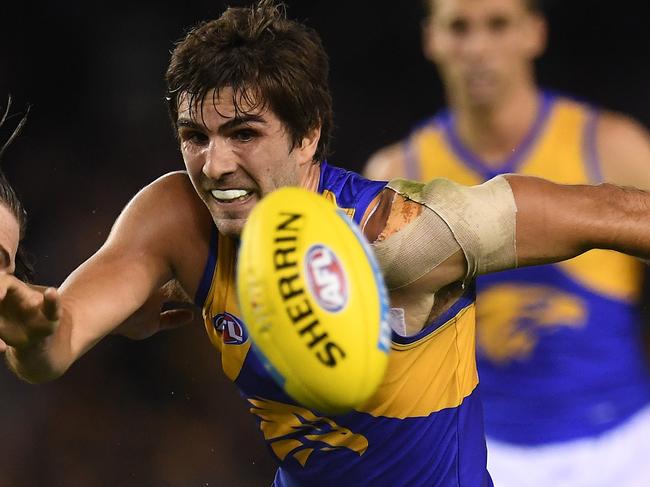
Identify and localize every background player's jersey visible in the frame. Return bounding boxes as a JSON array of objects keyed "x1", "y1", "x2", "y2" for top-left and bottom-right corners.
[
  {"x1": 196, "y1": 162, "x2": 492, "y2": 486},
  {"x1": 404, "y1": 91, "x2": 650, "y2": 445}
]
